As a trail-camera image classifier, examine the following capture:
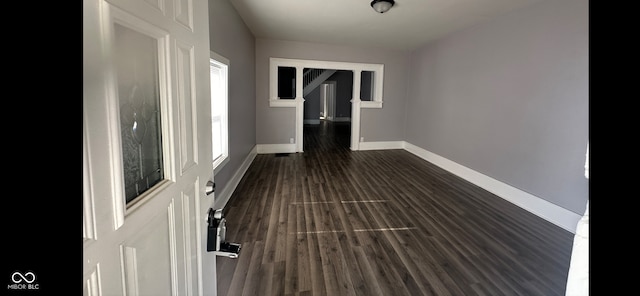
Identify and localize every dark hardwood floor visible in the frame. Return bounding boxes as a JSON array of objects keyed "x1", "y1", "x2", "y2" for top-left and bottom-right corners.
[{"x1": 216, "y1": 120, "x2": 574, "y2": 296}]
